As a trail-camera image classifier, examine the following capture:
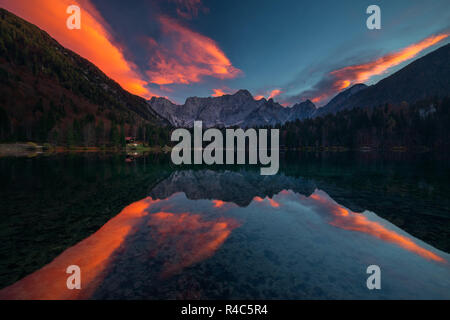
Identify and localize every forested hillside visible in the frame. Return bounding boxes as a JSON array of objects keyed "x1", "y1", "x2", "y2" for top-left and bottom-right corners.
[
  {"x1": 279, "y1": 97, "x2": 450, "y2": 151},
  {"x1": 0, "y1": 9, "x2": 170, "y2": 147}
]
